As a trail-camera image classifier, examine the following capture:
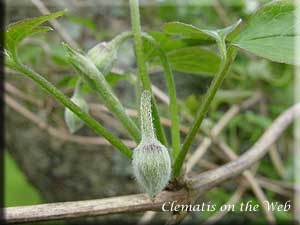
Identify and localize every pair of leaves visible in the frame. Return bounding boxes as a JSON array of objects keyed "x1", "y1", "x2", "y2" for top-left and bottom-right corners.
[
  {"x1": 143, "y1": 31, "x2": 221, "y2": 76},
  {"x1": 151, "y1": 46, "x2": 221, "y2": 76},
  {"x1": 163, "y1": 20, "x2": 242, "y2": 44},
  {"x1": 157, "y1": 19, "x2": 242, "y2": 76},
  {"x1": 159, "y1": 0, "x2": 297, "y2": 77}
]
